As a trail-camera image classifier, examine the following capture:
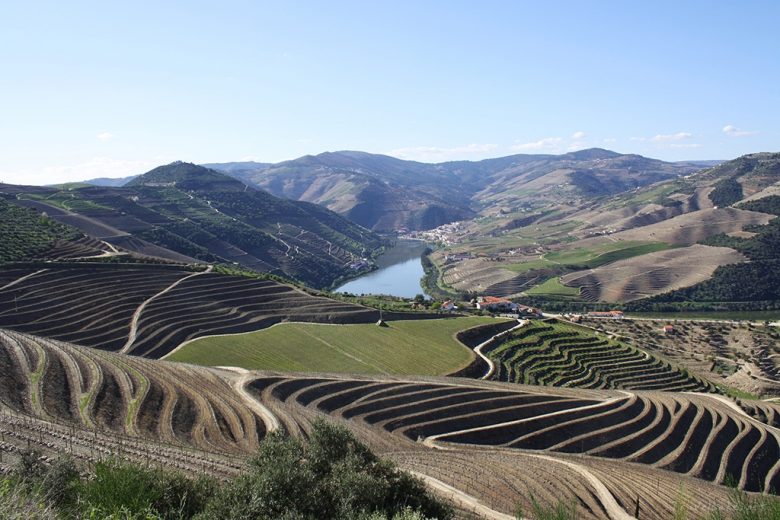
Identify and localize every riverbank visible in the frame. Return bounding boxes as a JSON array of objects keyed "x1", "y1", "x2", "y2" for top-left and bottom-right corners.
[{"x1": 335, "y1": 239, "x2": 431, "y2": 298}]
